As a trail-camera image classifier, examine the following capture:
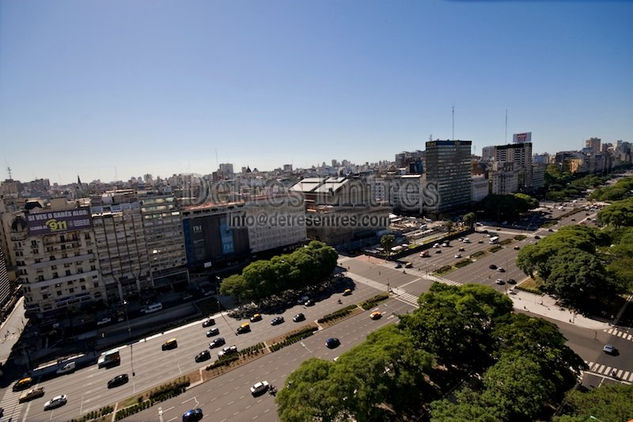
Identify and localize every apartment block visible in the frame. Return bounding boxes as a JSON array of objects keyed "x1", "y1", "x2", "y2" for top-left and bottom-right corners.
[{"x1": 424, "y1": 140, "x2": 472, "y2": 213}]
